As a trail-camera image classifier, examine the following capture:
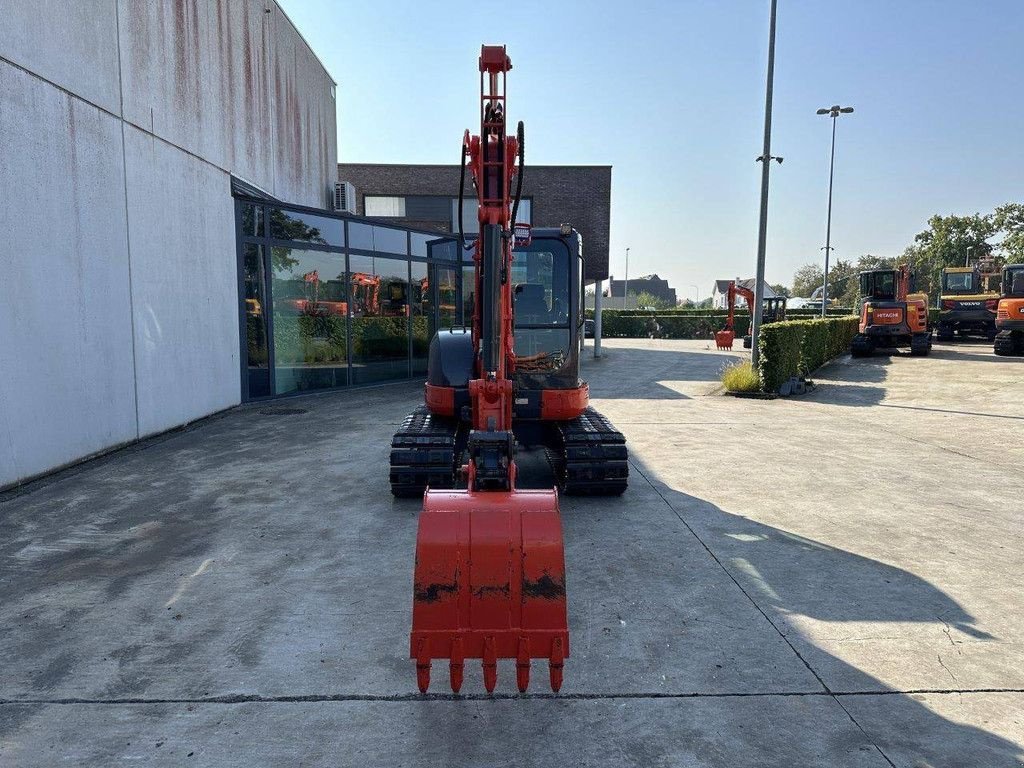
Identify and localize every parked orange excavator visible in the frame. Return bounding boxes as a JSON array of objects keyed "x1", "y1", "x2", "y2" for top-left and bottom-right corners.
[
  {"x1": 851, "y1": 264, "x2": 931, "y2": 357},
  {"x1": 994, "y1": 263, "x2": 1024, "y2": 356},
  {"x1": 715, "y1": 281, "x2": 786, "y2": 350},
  {"x1": 389, "y1": 46, "x2": 627, "y2": 695}
]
